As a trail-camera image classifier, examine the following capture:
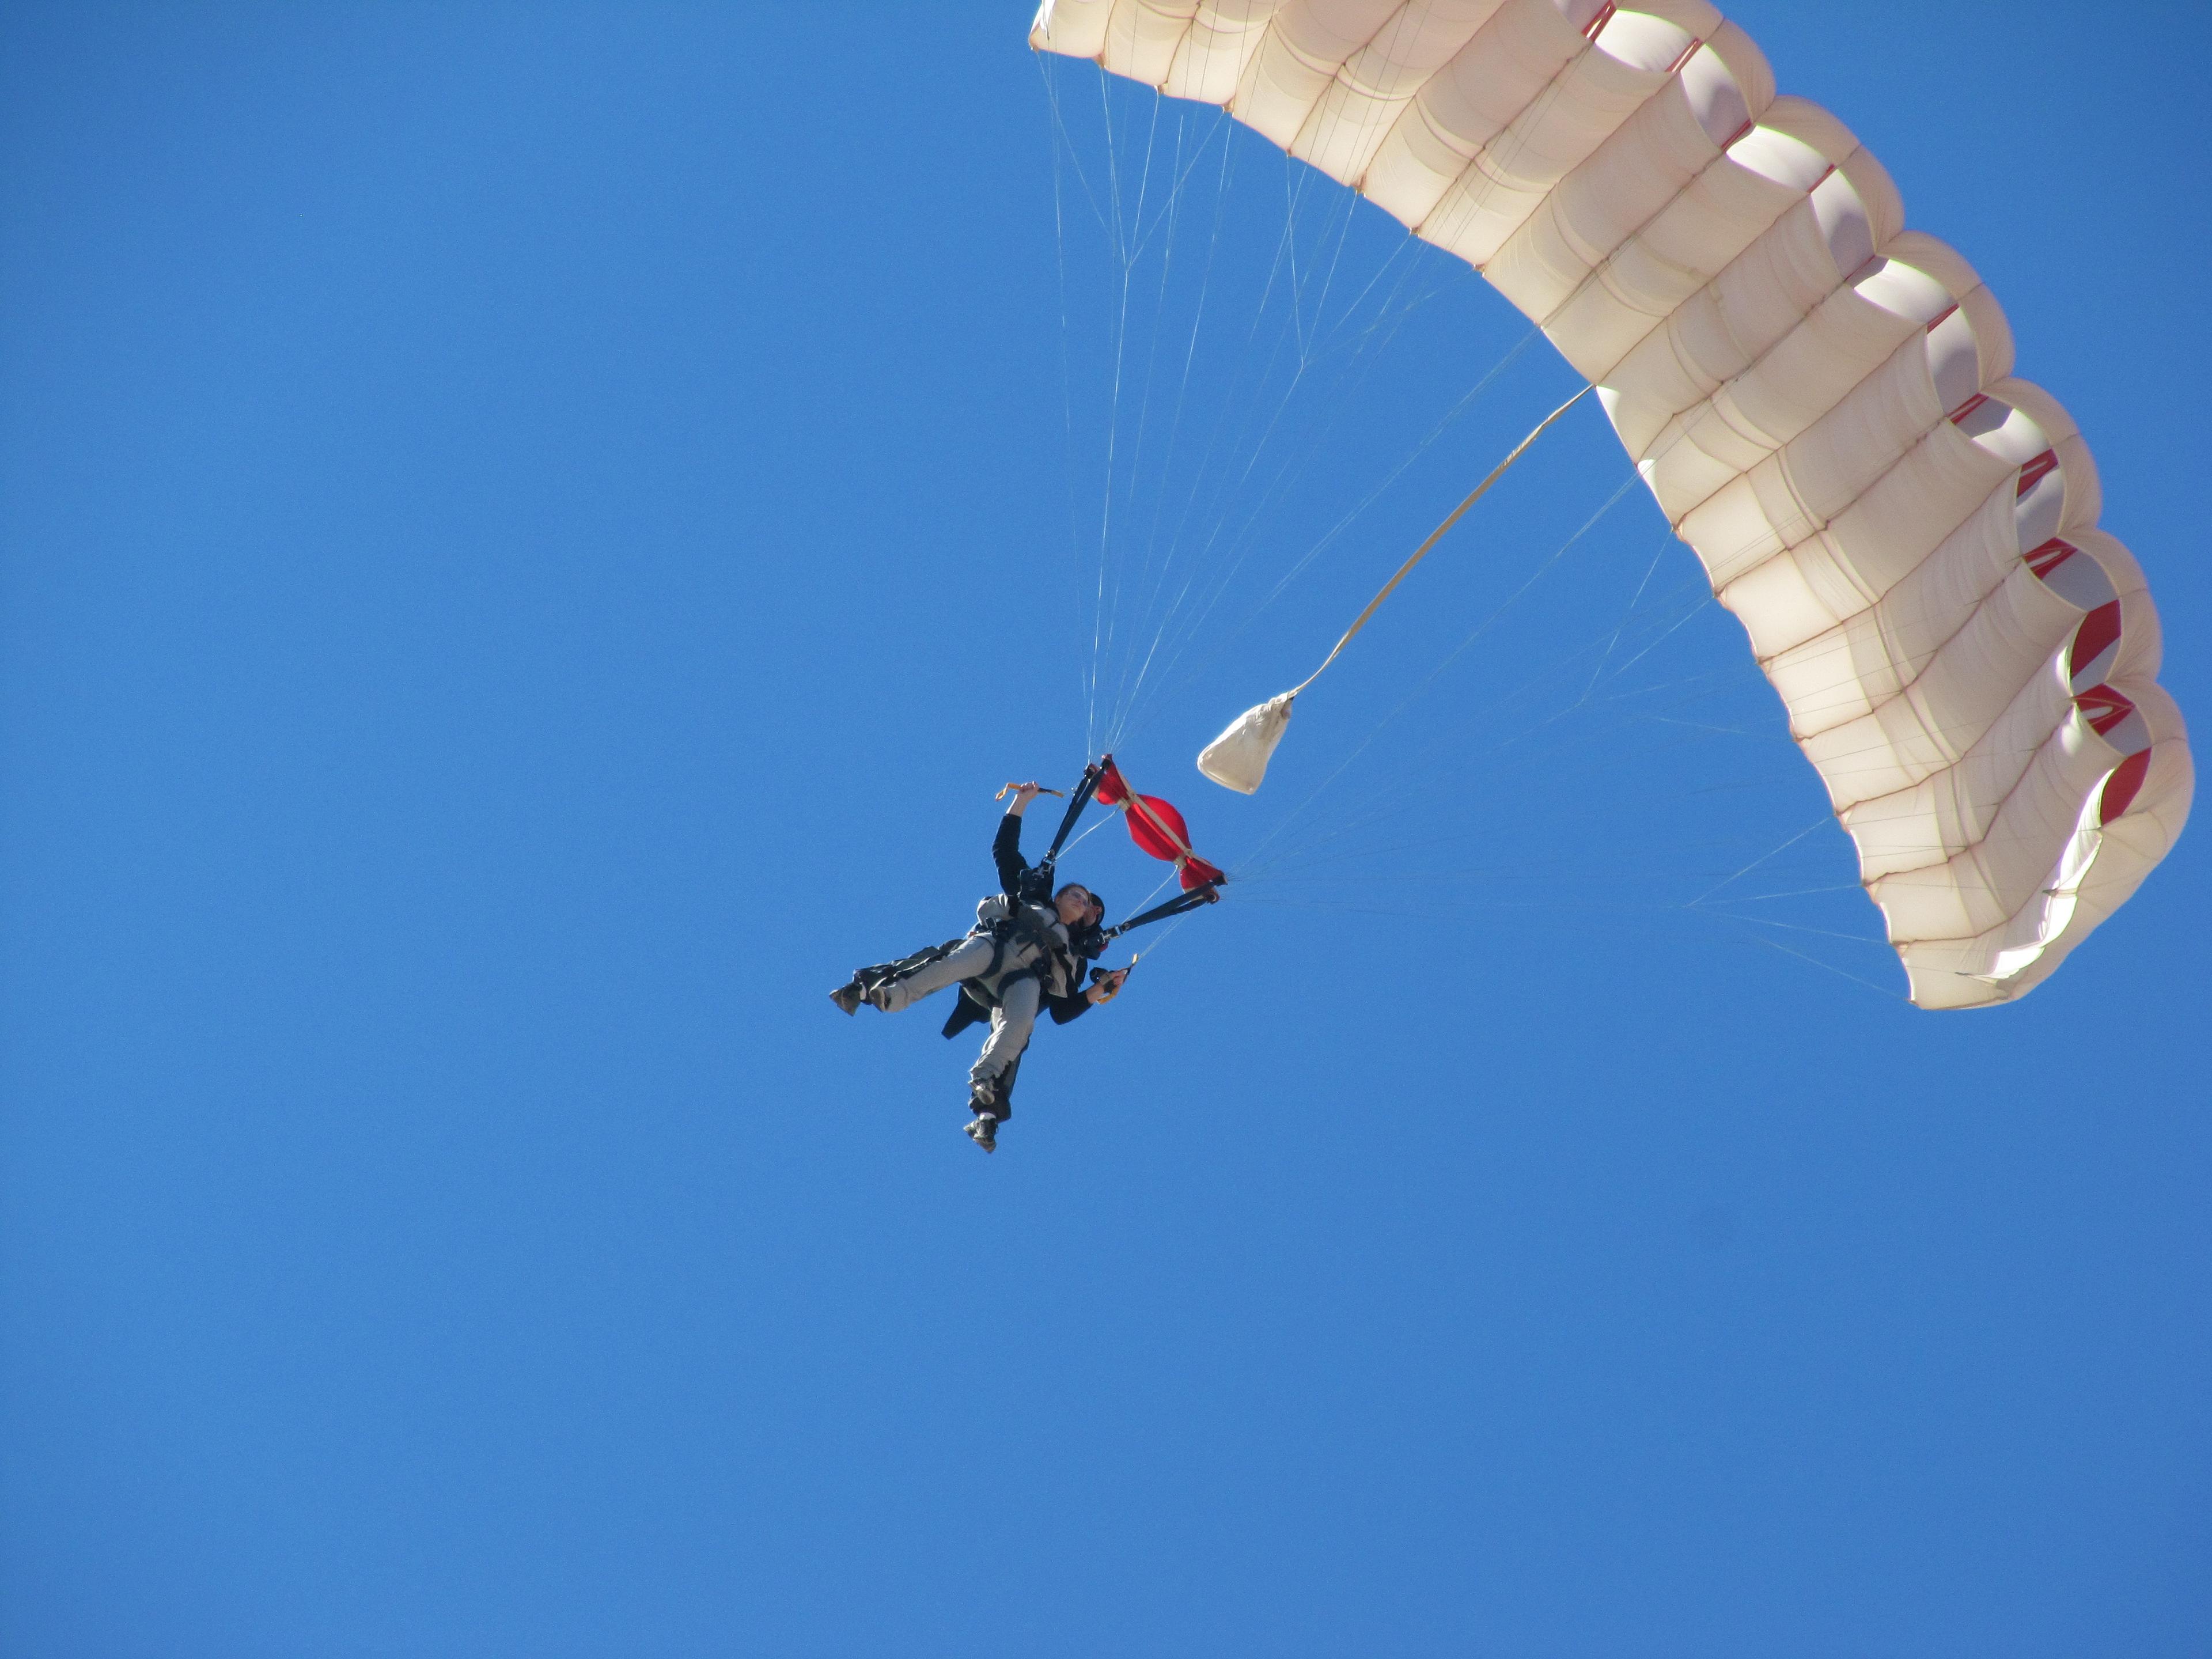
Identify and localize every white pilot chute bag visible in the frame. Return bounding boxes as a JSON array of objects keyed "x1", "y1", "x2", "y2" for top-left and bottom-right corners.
[{"x1": 1196, "y1": 694, "x2": 1294, "y2": 794}]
